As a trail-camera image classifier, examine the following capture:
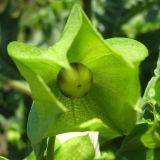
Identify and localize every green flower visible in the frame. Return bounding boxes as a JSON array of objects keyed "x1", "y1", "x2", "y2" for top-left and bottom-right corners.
[{"x1": 8, "y1": 4, "x2": 148, "y2": 144}]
